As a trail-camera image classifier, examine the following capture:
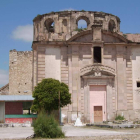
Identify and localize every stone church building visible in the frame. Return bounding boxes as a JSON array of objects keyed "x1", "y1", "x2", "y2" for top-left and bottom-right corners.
[{"x1": 1, "y1": 11, "x2": 140, "y2": 123}]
